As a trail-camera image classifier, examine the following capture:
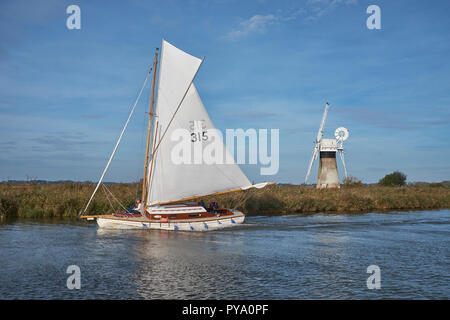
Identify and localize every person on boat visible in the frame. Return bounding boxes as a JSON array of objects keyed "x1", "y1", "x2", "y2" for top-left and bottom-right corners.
[
  {"x1": 136, "y1": 199, "x2": 142, "y2": 211},
  {"x1": 209, "y1": 200, "x2": 219, "y2": 213},
  {"x1": 126, "y1": 199, "x2": 141, "y2": 215}
]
